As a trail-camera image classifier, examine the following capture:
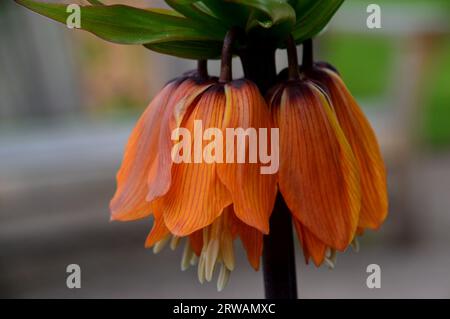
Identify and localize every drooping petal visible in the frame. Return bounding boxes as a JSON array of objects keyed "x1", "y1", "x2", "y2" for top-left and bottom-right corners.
[
  {"x1": 145, "y1": 217, "x2": 170, "y2": 248},
  {"x1": 110, "y1": 82, "x2": 176, "y2": 221},
  {"x1": 147, "y1": 79, "x2": 215, "y2": 202},
  {"x1": 216, "y1": 80, "x2": 277, "y2": 234},
  {"x1": 293, "y1": 219, "x2": 327, "y2": 266},
  {"x1": 229, "y1": 209, "x2": 263, "y2": 271},
  {"x1": 311, "y1": 67, "x2": 388, "y2": 229},
  {"x1": 145, "y1": 207, "x2": 170, "y2": 248},
  {"x1": 272, "y1": 80, "x2": 361, "y2": 250},
  {"x1": 153, "y1": 85, "x2": 232, "y2": 236}
]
